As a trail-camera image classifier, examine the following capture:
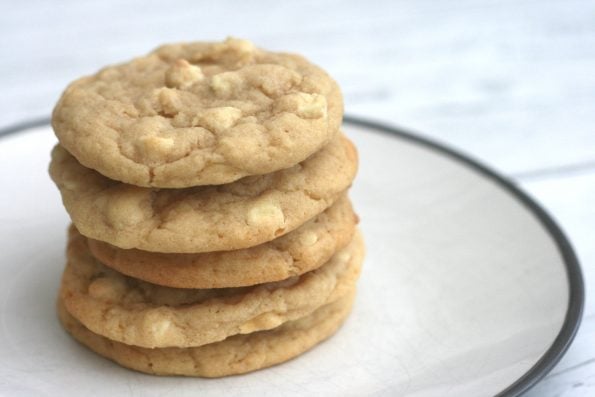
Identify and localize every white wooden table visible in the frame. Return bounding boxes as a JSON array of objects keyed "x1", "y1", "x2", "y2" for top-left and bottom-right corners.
[{"x1": 1, "y1": 1, "x2": 593, "y2": 395}]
